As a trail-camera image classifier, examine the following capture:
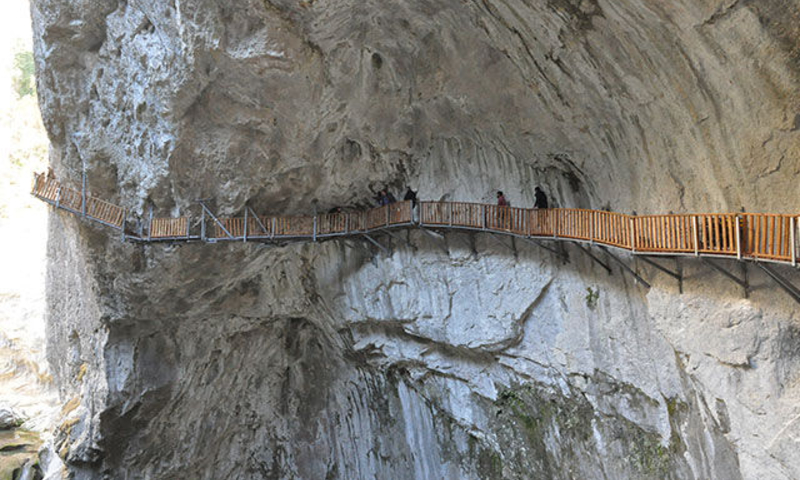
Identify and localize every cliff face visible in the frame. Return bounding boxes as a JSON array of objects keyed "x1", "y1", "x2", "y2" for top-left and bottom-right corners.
[{"x1": 31, "y1": 0, "x2": 800, "y2": 479}]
